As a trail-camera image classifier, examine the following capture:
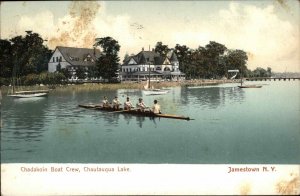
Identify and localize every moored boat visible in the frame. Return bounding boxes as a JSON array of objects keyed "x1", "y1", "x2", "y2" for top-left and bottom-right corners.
[
  {"x1": 238, "y1": 85, "x2": 262, "y2": 88},
  {"x1": 78, "y1": 104, "x2": 192, "y2": 120},
  {"x1": 8, "y1": 92, "x2": 48, "y2": 98},
  {"x1": 143, "y1": 89, "x2": 169, "y2": 95}
]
